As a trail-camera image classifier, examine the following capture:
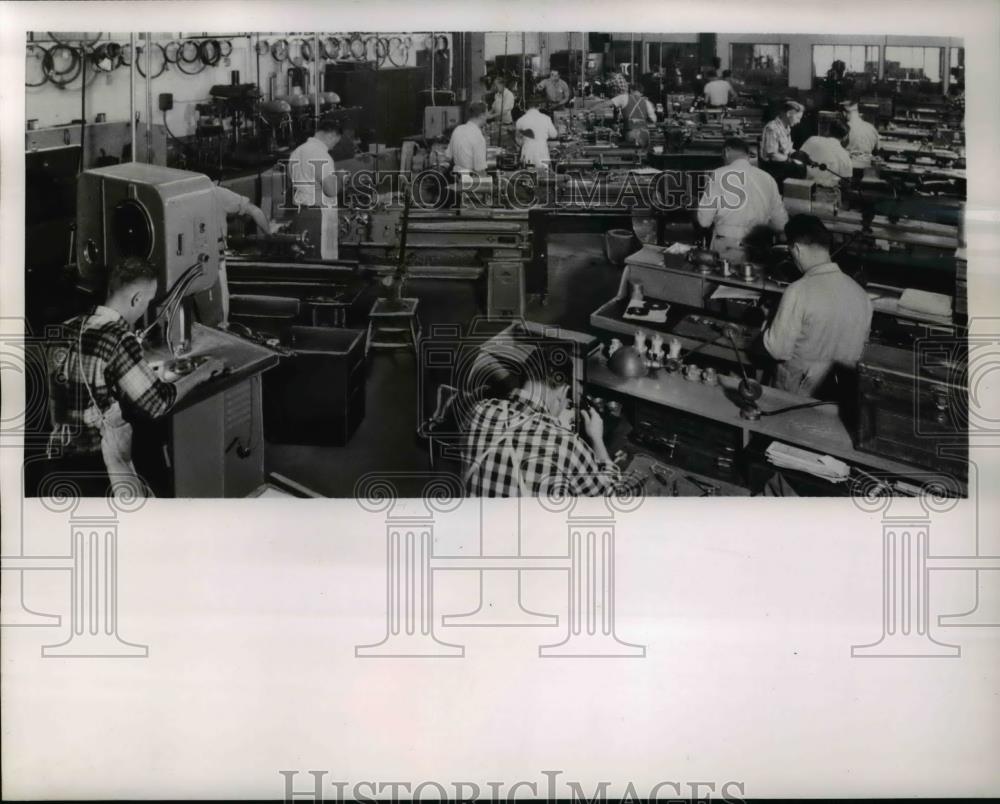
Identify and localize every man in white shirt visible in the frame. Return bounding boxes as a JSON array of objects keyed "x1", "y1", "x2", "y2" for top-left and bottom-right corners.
[
  {"x1": 210, "y1": 185, "x2": 270, "y2": 323},
  {"x1": 763, "y1": 214, "x2": 872, "y2": 397},
  {"x1": 287, "y1": 118, "x2": 342, "y2": 207},
  {"x1": 515, "y1": 99, "x2": 559, "y2": 169},
  {"x1": 798, "y1": 119, "x2": 853, "y2": 188},
  {"x1": 696, "y1": 137, "x2": 789, "y2": 264},
  {"x1": 702, "y1": 70, "x2": 736, "y2": 107},
  {"x1": 489, "y1": 76, "x2": 515, "y2": 124},
  {"x1": 839, "y1": 100, "x2": 880, "y2": 172},
  {"x1": 488, "y1": 76, "x2": 516, "y2": 149},
  {"x1": 445, "y1": 102, "x2": 489, "y2": 174},
  {"x1": 287, "y1": 117, "x2": 342, "y2": 258}
]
